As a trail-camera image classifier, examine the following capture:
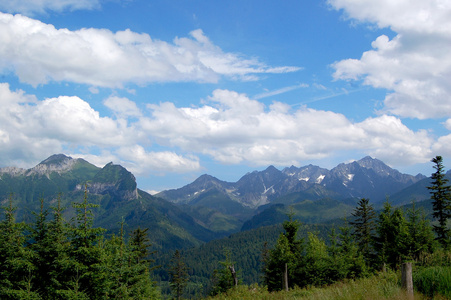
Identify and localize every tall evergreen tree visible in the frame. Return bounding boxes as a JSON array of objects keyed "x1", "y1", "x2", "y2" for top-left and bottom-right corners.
[
  {"x1": 263, "y1": 215, "x2": 303, "y2": 291},
  {"x1": 130, "y1": 227, "x2": 156, "y2": 266},
  {"x1": 350, "y1": 198, "x2": 376, "y2": 261},
  {"x1": 210, "y1": 249, "x2": 240, "y2": 296},
  {"x1": 0, "y1": 194, "x2": 39, "y2": 299},
  {"x1": 70, "y1": 186, "x2": 107, "y2": 298},
  {"x1": 428, "y1": 155, "x2": 451, "y2": 247},
  {"x1": 47, "y1": 194, "x2": 81, "y2": 299},
  {"x1": 169, "y1": 250, "x2": 189, "y2": 300},
  {"x1": 405, "y1": 201, "x2": 436, "y2": 259},
  {"x1": 374, "y1": 201, "x2": 410, "y2": 268},
  {"x1": 337, "y1": 222, "x2": 367, "y2": 279}
]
